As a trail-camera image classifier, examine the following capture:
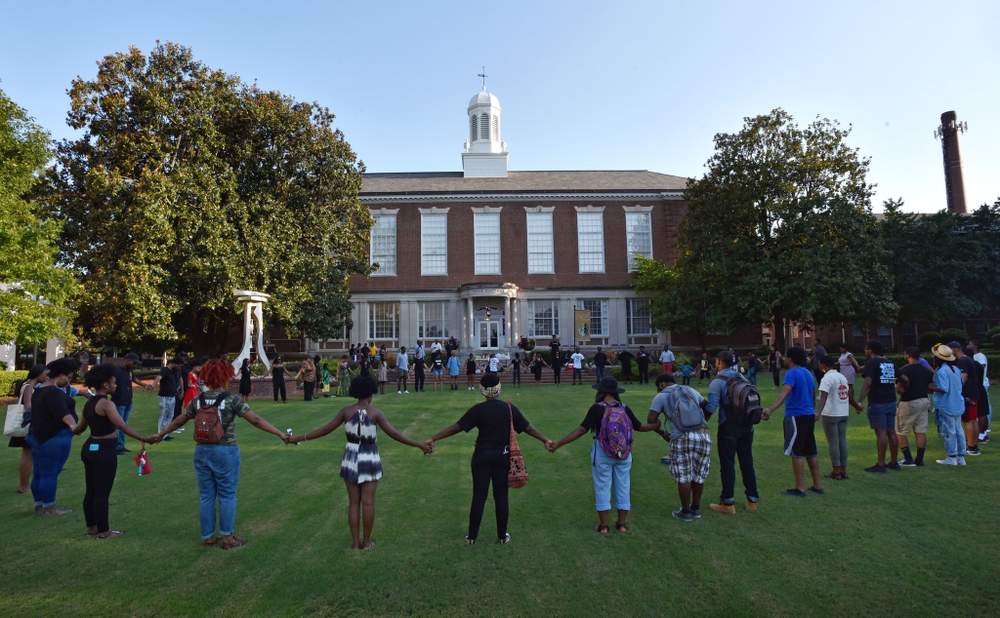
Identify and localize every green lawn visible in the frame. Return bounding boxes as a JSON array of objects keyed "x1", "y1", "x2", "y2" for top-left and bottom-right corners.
[{"x1": 1, "y1": 380, "x2": 996, "y2": 616}]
